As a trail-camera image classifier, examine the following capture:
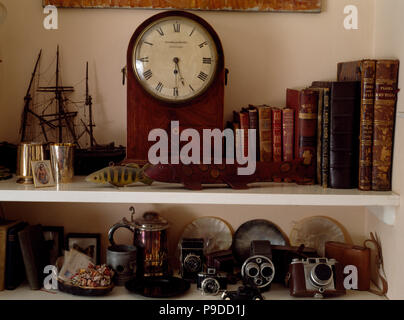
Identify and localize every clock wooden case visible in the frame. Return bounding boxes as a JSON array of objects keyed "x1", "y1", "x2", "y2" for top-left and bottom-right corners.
[{"x1": 126, "y1": 11, "x2": 225, "y2": 164}]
